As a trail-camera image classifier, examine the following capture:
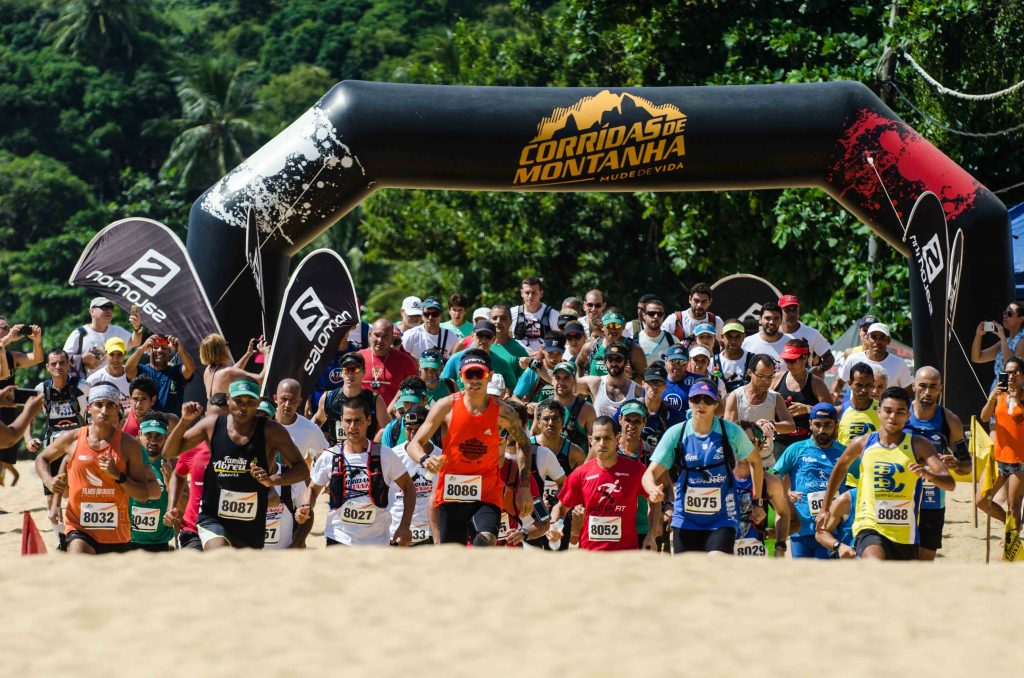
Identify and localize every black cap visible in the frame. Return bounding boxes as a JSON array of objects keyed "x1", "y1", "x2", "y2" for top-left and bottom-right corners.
[
  {"x1": 460, "y1": 349, "x2": 491, "y2": 371},
  {"x1": 340, "y1": 352, "x2": 364, "y2": 367},
  {"x1": 544, "y1": 333, "x2": 566, "y2": 352},
  {"x1": 605, "y1": 342, "x2": 629, "y2": 358},
  {"x1": 404, "y1": 406, "x2": 429, "y2": 426},
  {"x1": 858, "y1": 314, "x2": 880, "y2": 328},
  {"x1": 642, "y1": 364, "x2": 668, "y2": 383},
  {"x1": 563, "y1": 321, "x2": 585, "y2": 336},
  {"x1": 474, "y1": 319, "x2": 497, "y2": 335}
]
